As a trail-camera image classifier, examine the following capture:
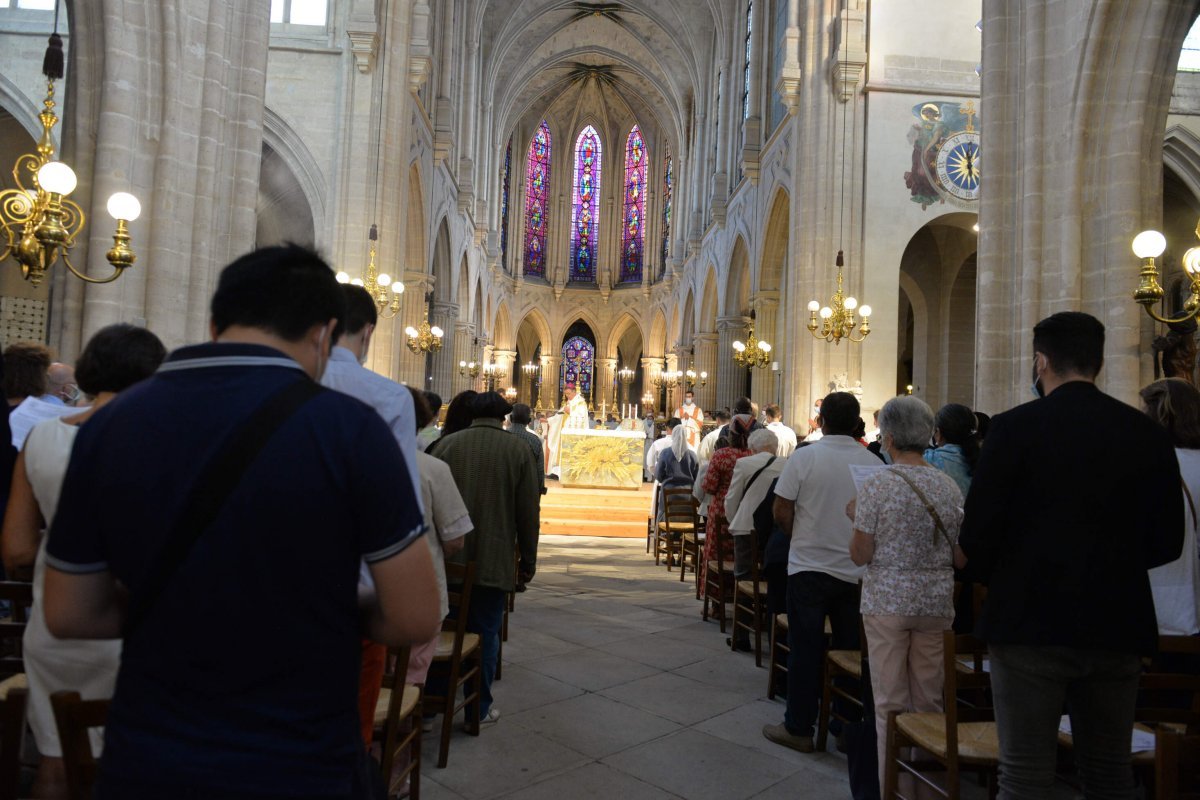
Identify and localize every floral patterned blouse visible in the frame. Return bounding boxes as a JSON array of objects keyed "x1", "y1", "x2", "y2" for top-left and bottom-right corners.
[{"x1": 854, "y1": 465, "x2": 964, "y2": 618}]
